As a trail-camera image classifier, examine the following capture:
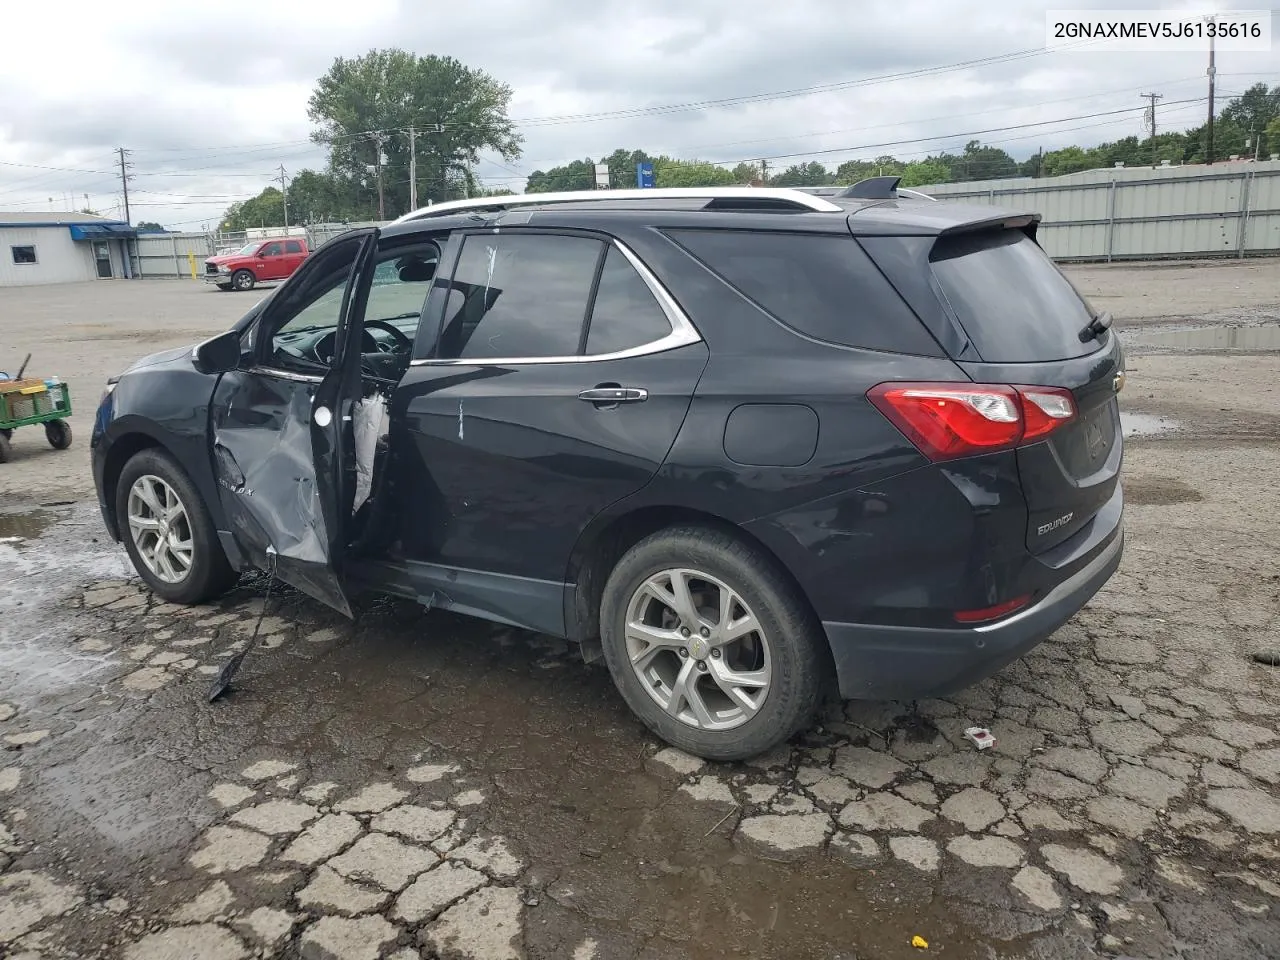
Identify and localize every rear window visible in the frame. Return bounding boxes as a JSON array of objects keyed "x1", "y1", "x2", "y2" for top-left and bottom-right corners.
[
  {"x1": 666, "y1": 229, "x2": 940, "y2": 356},
  {"x1": 929, "y1": 230, "x2": 1098, "y2": 363}
]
